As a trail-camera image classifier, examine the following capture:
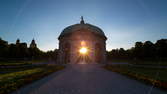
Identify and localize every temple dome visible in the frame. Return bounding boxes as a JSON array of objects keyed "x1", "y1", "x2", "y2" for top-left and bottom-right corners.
[{"x1": 58, "y1": 17, "x2": 106, "y2": 39}]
